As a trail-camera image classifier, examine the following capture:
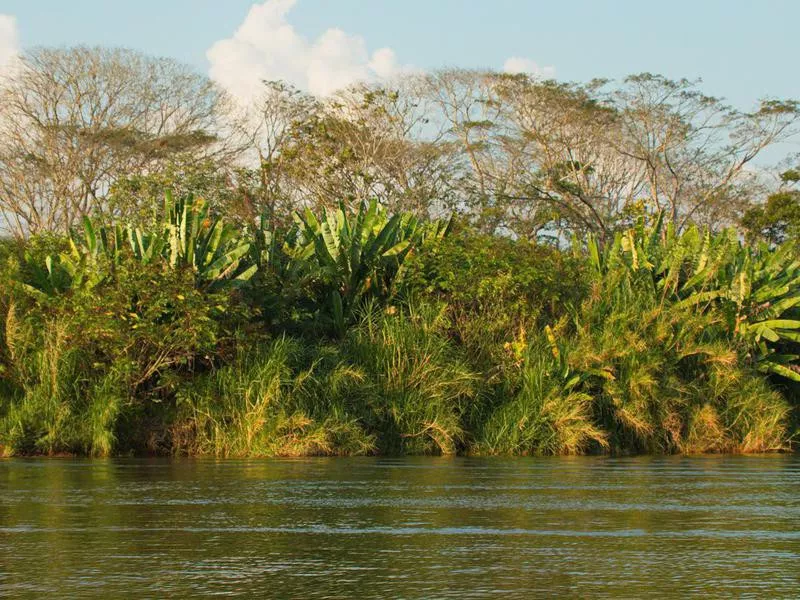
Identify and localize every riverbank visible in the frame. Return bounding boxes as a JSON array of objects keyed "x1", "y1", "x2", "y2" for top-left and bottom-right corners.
[{"x1": 1, "y1": 199, "x2": 799, "y2": 457}]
